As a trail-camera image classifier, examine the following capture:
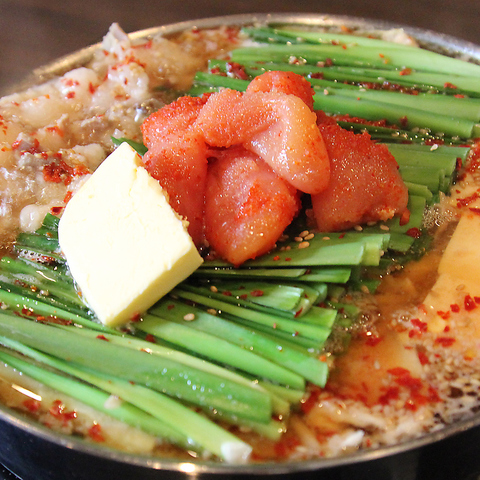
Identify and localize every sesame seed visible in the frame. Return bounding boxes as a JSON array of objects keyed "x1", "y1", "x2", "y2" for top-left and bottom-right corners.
[
  {"x1": 304, "y1": 233, "x2": 315, "y2": 240},
  {"x1": 210, "y1": 285, "x2": 218, "y2": 293},
  {"x1": 354, "y1": 225, "x2": 363, "y2": 231},
  {"x1": 361, "y1": 285, "x2": 370, "y2": 294},
  {"x1": 380, "y1": 225, "x2": 390, "y2": 231},
  {"x1": 183, "y1": 313, "x2": 195, "y2": 321},
  {"x1": 298, "y1": 241, "x2": 310, "y2": 249}
]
